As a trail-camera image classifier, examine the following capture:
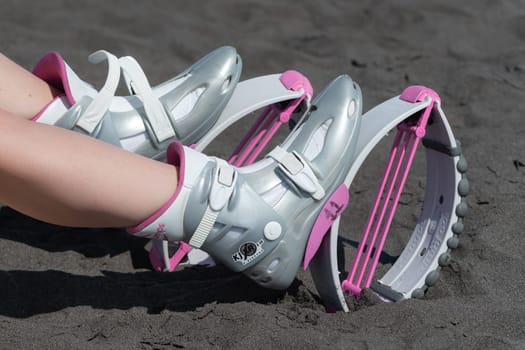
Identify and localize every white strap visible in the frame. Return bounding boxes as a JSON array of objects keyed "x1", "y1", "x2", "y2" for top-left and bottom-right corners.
[
  {"x1": 119, "y1": 56, "x2": 176, "y2": 142},
  {"x1": 189, "y1": 159, "x2": 237, "y2": 248},
  {"x1": 269, "y1": 146, "x2": 325, "y2": 200},
  {"x1": 189, "y1": 207, "x2": 220, "y2": 248},
  {"x1": 76, "y1": 50, "x2": 121, "y2": 133},
  {"x1": 75, "y1": 51, "x2": 176, "y2": 143}
]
